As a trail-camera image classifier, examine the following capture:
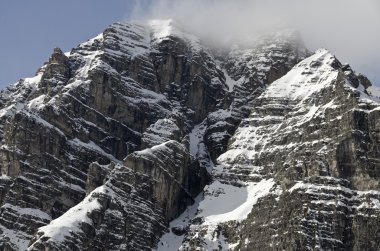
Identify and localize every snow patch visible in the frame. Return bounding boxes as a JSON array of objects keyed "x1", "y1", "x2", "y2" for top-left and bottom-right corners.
[
  {"x1": 0, "y1": 226, "x2": 30, "y2": 251},
  {"x1": 263, "y1": 49, "x2": 338, "y2": 101},
  {"x1": 223, "y1": 69, "x2": 243, "y2": 92},
  {"x1": 188, "y1": 121, "x2": 214, "y2": 173},
  {"x1": 154, "y1": 193, "x2": 203, "y2": 251},
  {"x1": 68, "y1": 138, "x2": 121, "y2": 164},
  {"x1": 31, "y1": 186, "x2": 105, "y2": 245},
  {"x1": 2, "y1": 203, "x2": 51, "y2": 221},
  {"x1": 198, "y1": 178, "x2": 276, "y2": 224},
  {"x1": 27, "y1": 94, "x2": 46, "y2": 110},
  {"x1": 367, "y1": 85, "x2": 380, "y2": 100},
  {"x1": 189, "y1": 123, "x2": 206, "y2": 157},
  {"x1": 148, "y1": 19, "x2": 202, "y2": 52}
]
